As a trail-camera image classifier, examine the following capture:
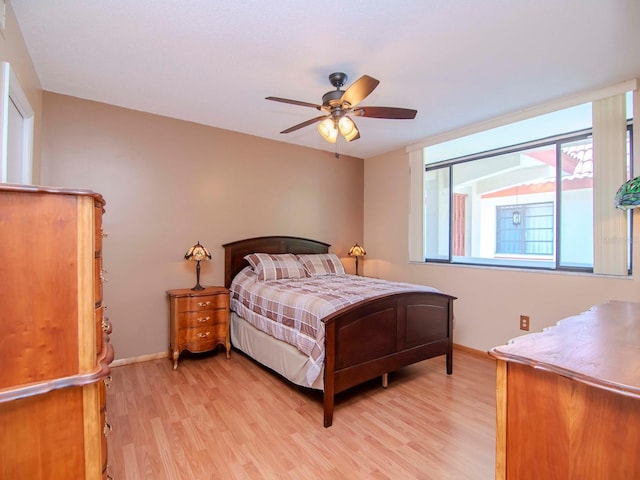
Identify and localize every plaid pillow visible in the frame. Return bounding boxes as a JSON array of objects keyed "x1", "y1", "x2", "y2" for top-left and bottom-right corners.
[
  {"x1": 244, "y1": 253, "x2": 308, "y2": 281},
  {"x1": 297, "y1": 253, "x2": 345, "y2": 276}
]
